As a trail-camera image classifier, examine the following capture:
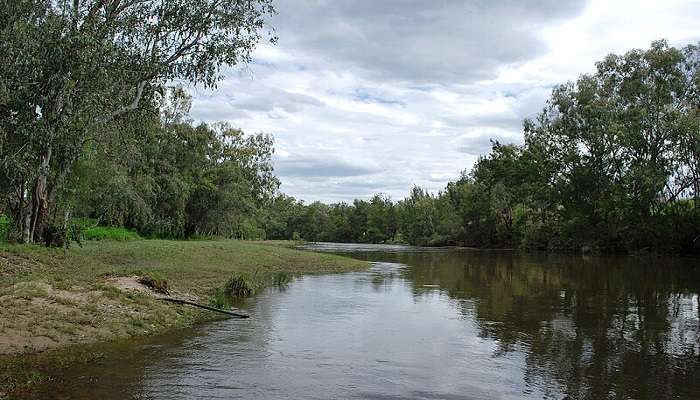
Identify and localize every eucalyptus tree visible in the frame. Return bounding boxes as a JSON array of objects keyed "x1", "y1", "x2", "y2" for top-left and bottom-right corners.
[
  {"x1": 0, "y1": 0, "x2": 275, "y2": 242},
  {"x1": 524, "y1": 40, "x2": 700, "y2": 250}
]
